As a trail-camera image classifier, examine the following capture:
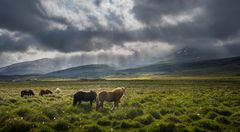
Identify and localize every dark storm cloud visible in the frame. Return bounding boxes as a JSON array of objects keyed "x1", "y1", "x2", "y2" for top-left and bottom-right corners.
[
  {"x1": 0, "y1": 0, "x2": 69, "y2": 52},
  {"x1": 133, "y1": 0, "x2": 240, "y2": 40},
  {"x1": 0, "y1": 0, "x2": 129, "y2": 52},
  {"x1": 132, "y1": 0, "x2": 201, "y2": 25},
  {"x1": 0, "y1": 33, "x2": 28, "y2": 52},
  {"x1": 0, "y1": 0, "x2": 47, "y2": 33},
  {"x1": 131, "y1": 0, "x2": 240, "y2": 56},
  {"x1": 0, "y1": 0, "x2": 240, "y2": 56}
]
